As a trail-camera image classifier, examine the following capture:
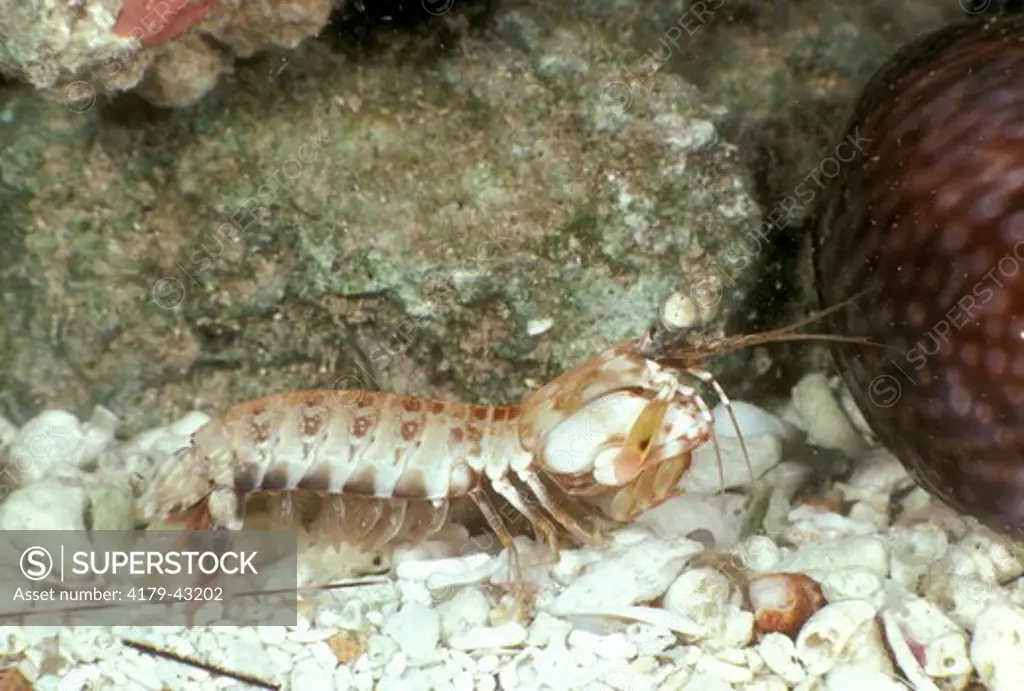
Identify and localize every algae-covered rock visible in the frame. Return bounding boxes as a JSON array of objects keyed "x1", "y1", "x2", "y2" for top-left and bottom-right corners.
[
  {"x1": 0, "y1": 1, "x2": 764, "y2": 433},
  {"x1": 0, "y1": 0, "x2": 335, "y2": 108}
]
